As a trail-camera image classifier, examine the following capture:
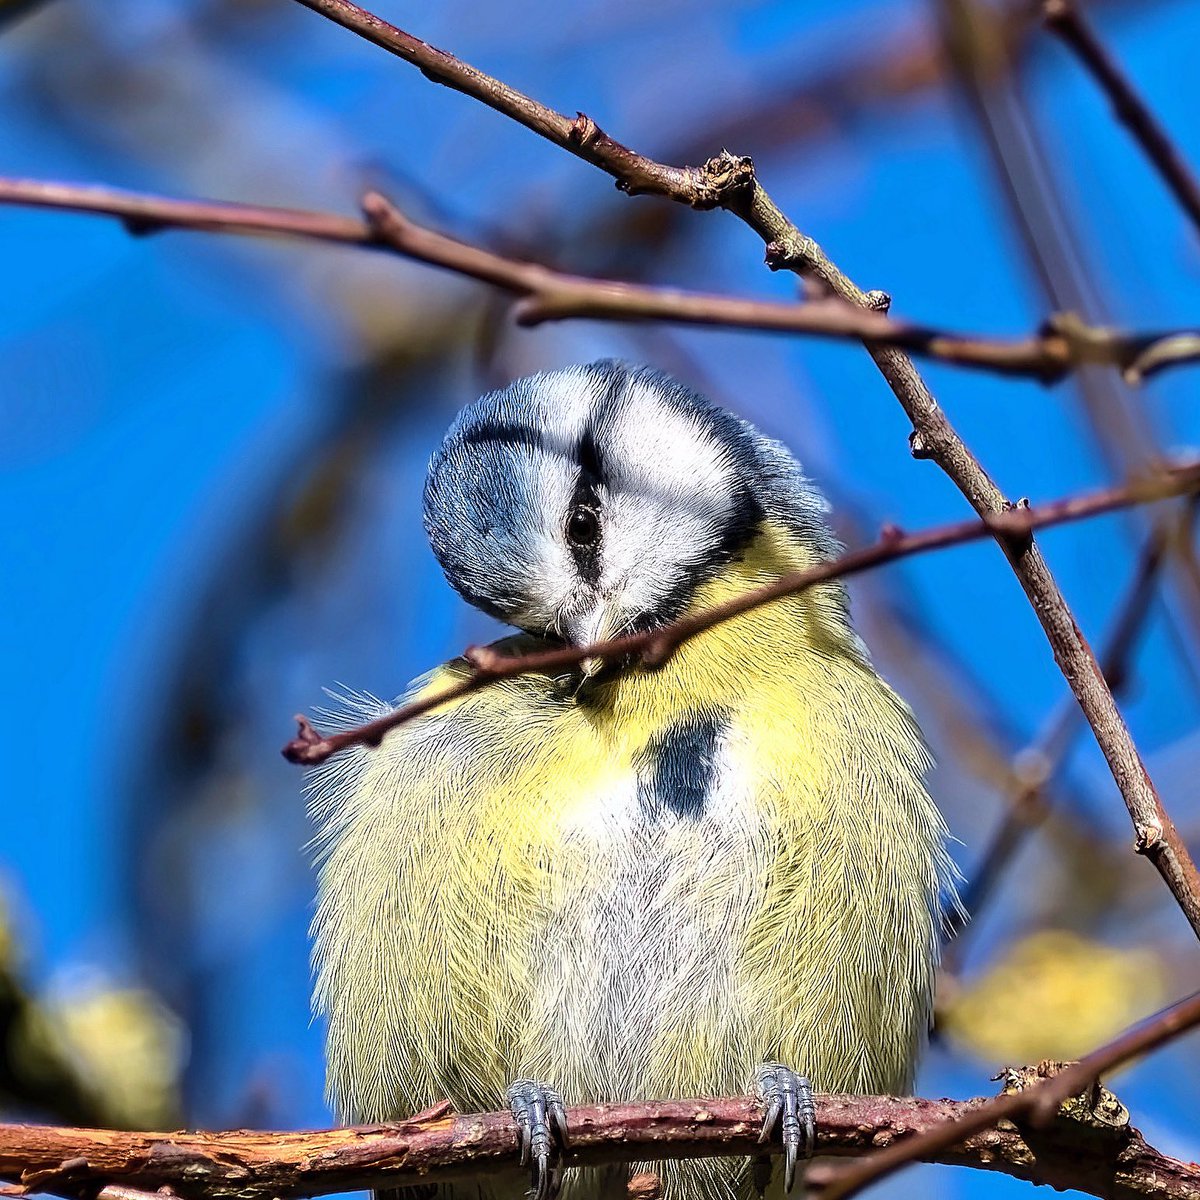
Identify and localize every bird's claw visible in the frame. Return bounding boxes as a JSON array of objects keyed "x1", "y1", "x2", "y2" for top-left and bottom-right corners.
[
  {"x1": 507, "y1": 1079, "x2": 569, "y2": 1200},
  {"x1": 755, "y1": 1062, "x2": 815, "y2": 1193}
]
